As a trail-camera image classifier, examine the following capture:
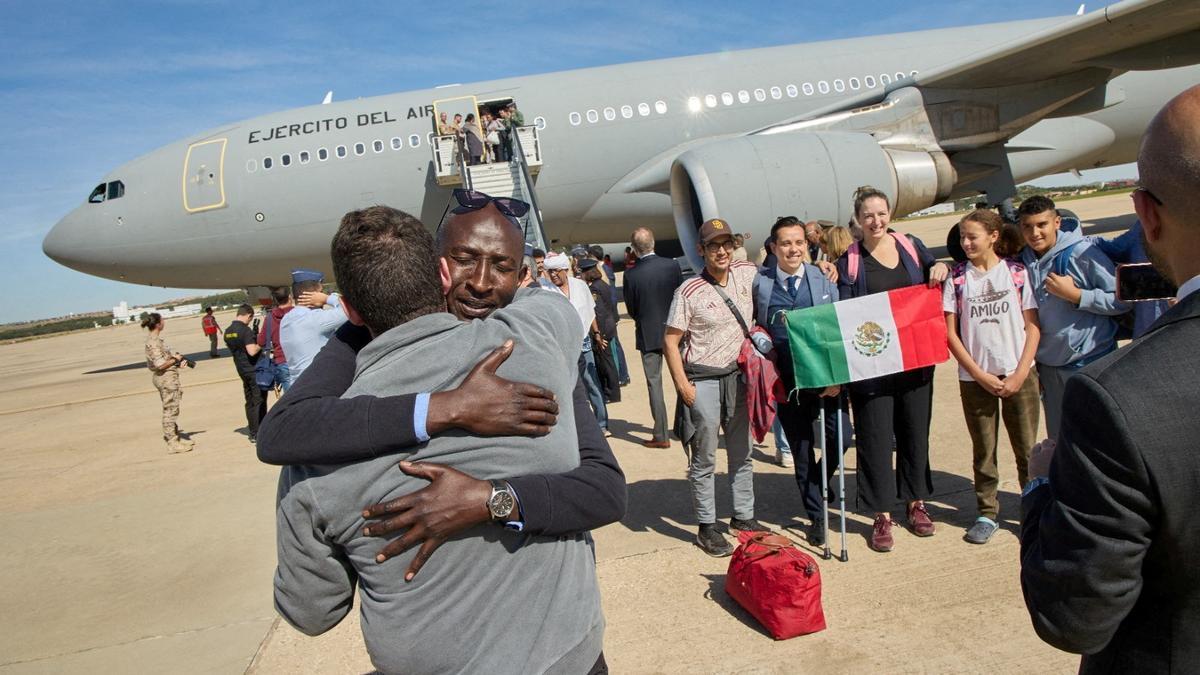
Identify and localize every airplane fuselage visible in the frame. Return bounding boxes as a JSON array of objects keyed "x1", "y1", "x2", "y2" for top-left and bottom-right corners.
[{"x1": 43, "y1": 15, "x2": 1200, "y2": 289}]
